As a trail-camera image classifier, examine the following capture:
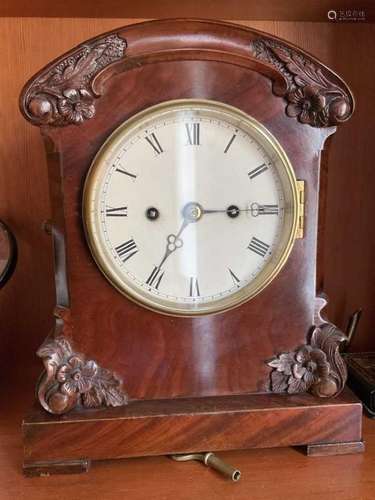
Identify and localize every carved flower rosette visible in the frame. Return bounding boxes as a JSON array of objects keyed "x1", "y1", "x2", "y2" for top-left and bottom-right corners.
[
  {"x1": 268, "y1": 323, "x2": 348, "y2": 398},
  {"x1": 37, "y1": 336, "x2": 128, "y2": 415},
  {"x1": 250, "y1": 38, "x2": 353, "y2": 127},
  {"x1": 22, "y1": 34, "x2": 127, "y2": 127}
]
